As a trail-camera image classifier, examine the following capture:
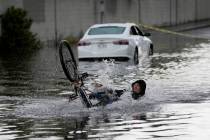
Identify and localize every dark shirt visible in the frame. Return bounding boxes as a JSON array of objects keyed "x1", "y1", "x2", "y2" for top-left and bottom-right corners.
[{"x1": 89, "y1": 87, "x2": 124, "y2": 105}]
